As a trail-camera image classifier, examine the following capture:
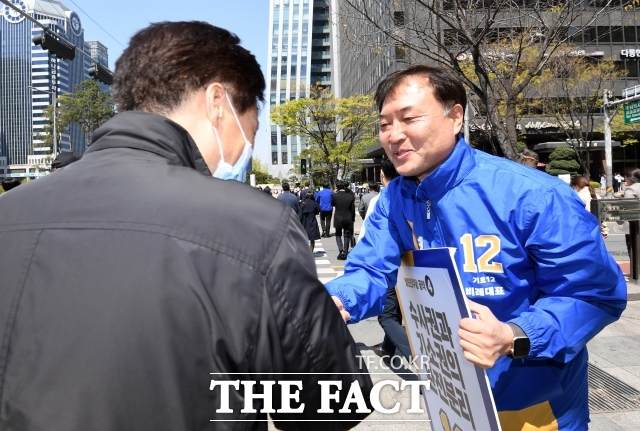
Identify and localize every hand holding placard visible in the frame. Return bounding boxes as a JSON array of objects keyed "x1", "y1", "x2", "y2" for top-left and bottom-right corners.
[{"x1": 458, "y1": 300, "x2": 514, "y2": 369}]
